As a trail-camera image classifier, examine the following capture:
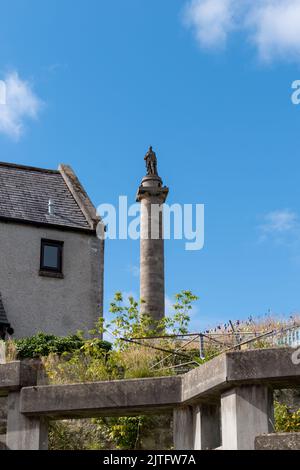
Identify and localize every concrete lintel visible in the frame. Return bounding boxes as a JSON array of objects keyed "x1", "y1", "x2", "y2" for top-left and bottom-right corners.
[
  {"x1": 225, "y1": 348, "x2": 300, "y2": 385},
  {"x1": 182, "y1": 348, "x2": 300, "y2": 403},
  {"x1": 182, "y1": 354, "x2": 227, "y2": 403},
  {"x1": 20, "y1": 376, "x2": 182, "y2": 418},
  {"x1": 0, "y1": 361, "x2": 38, "y2": 395}
]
